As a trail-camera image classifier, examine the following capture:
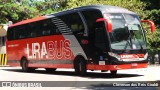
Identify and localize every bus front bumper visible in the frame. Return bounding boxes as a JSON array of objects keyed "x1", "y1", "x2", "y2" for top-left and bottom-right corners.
[{"x1": 87, "y1": 63, "x2": 148, "y2": 70}]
